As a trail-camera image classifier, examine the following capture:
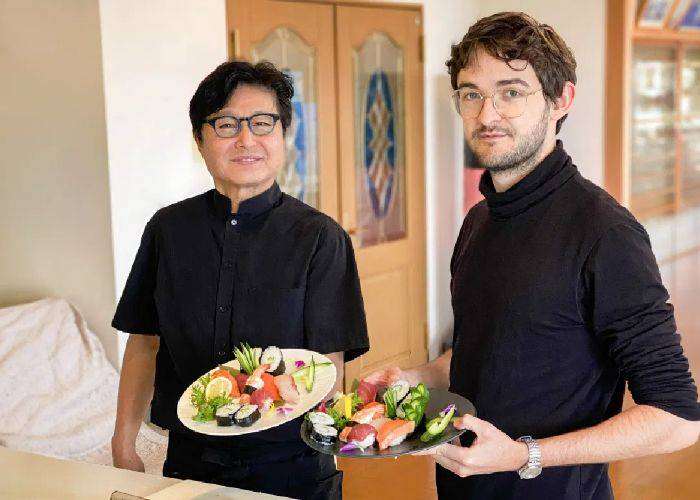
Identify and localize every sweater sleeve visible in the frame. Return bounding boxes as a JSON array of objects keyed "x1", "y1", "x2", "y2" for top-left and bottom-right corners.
[{"x1": 582, "y1": 222, "x2": 699, "y2": 421}]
